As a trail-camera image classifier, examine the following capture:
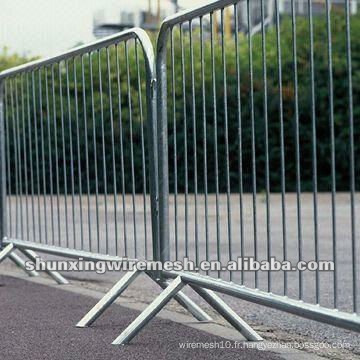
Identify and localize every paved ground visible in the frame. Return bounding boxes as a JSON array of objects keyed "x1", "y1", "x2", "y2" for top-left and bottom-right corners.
[
  {"x1": 0, "y1": 274, "x2": 284, "y2": 360},
  {"x1": 4, "y1": 193, "x2": 360, "y2": 358}
]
